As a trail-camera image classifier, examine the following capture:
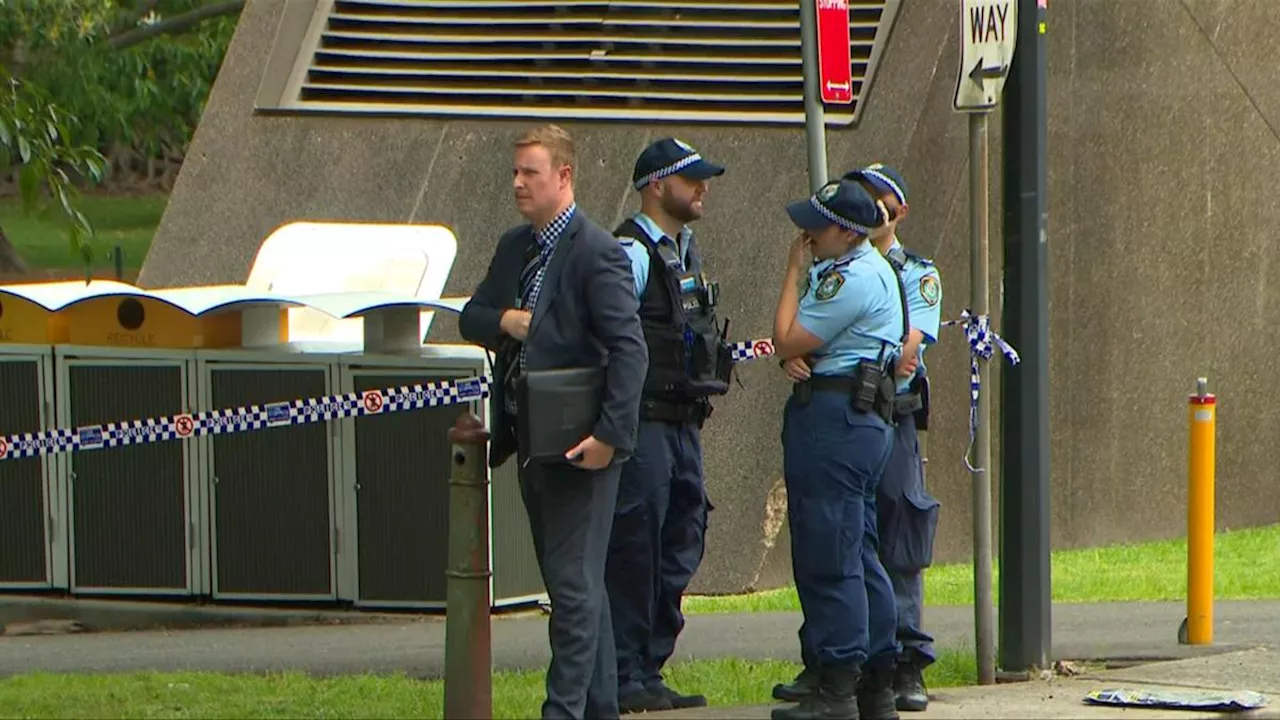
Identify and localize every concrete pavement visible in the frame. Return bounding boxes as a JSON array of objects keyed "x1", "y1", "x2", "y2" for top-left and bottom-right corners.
[
  {"x1": 1, "y1": 600, "x2": 1278, "y2": 678},
  {"x1": 654, "y1": 647, "x2": 1280, "y2": 719}
]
